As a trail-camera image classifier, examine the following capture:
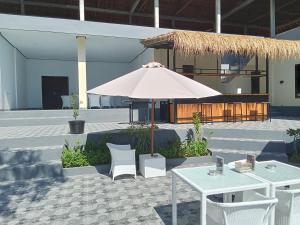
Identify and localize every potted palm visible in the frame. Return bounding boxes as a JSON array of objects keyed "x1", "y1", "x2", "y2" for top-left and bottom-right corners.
[{"x1": 69, "y1": 94, "x2": 85, "y2": 134}]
